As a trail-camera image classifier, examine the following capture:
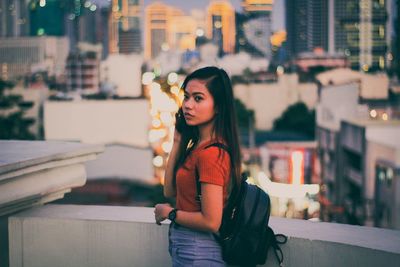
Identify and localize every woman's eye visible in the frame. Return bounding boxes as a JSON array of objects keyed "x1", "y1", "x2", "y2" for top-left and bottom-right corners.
[
  {"x1": 184, "y1": 95, "x2": 189, "y2": 100},
  {"x1": 194, "y1": 96, "x2": 202, "y2": 102}
]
